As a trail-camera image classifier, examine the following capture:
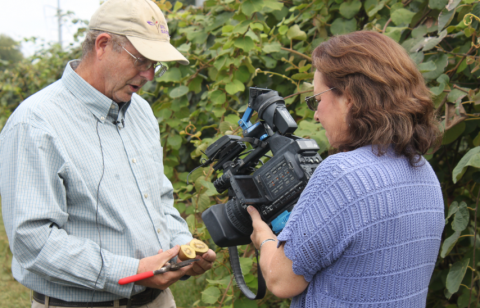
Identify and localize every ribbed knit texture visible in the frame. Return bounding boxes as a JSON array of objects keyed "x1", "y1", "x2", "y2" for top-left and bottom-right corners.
[{"x1": 277, "y1": 145, "x2": 444, "y2": 307}]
